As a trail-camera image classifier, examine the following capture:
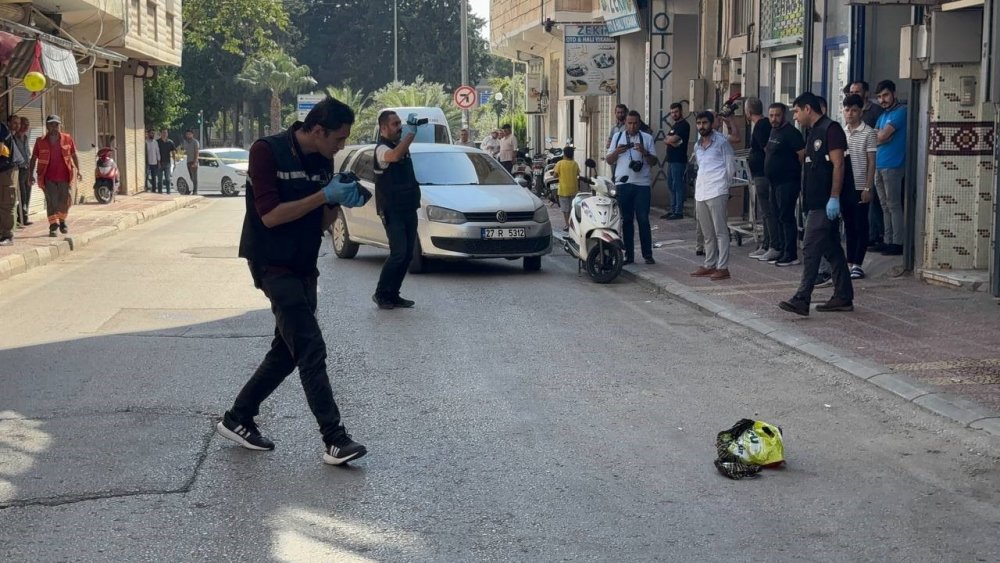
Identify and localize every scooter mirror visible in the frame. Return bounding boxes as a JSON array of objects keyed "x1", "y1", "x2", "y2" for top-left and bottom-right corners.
[
  {"x1": 584, "y1": 158, "x2": 597, "y2": 169},
  {"x1": 515, "y1": 177, "x2": 529, "y2": 188}
]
